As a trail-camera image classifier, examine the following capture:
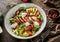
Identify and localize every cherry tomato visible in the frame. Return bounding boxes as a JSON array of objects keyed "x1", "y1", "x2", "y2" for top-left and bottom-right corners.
[
  {"x1": 36, "y1": 19, "x2": 41, "y2": 24},
  {"x1": 15, "y1": 10, "x2": 20, "y2": 15},
  {"x1": 27, "y1": 31, "x2": 32, "y2": 36},
  {"x1": 23, "y1": 0, "x2": 28, "y2": 3},
  {"x1": 30, "y1": 24, "x2": 34, "y2": 28}
]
